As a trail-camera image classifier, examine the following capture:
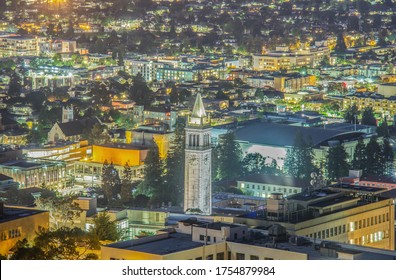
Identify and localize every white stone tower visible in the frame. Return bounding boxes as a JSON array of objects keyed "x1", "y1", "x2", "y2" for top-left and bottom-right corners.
[
  {"x1": 62, "y1": 106, "x2": 74, "y2": 123},
  {"x1": 184, "y1": 93, "x2": 212, "y2": 215}
]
